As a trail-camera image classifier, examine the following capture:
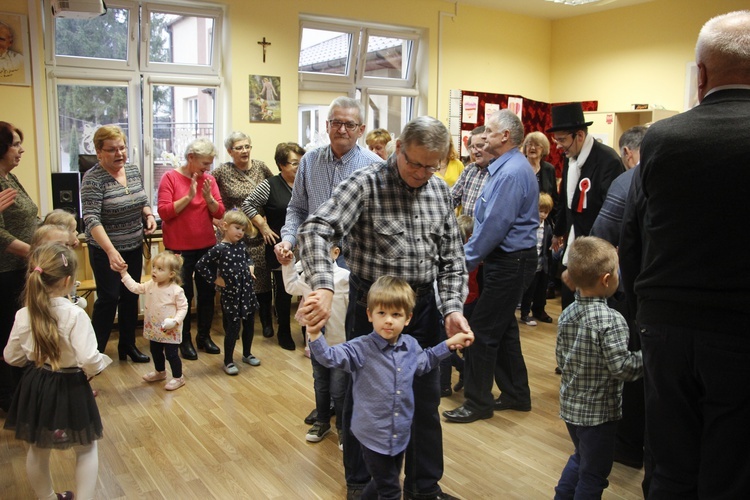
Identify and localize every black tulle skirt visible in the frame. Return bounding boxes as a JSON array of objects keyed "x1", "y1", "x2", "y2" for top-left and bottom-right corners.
[{"x1": 3, "y1": 365, "x2": 103, "y2": 449}]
